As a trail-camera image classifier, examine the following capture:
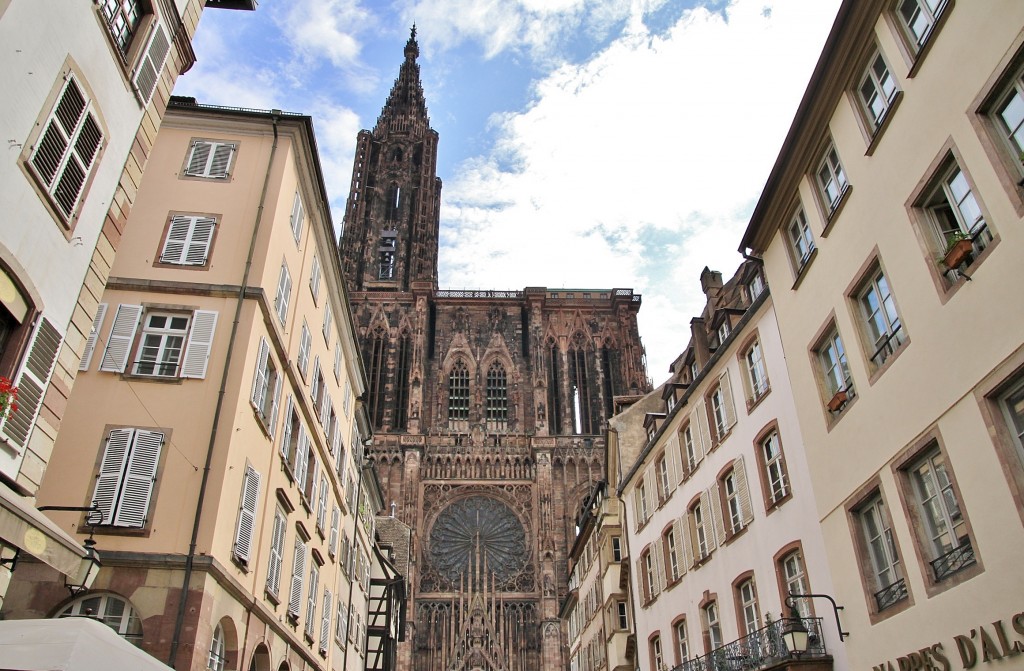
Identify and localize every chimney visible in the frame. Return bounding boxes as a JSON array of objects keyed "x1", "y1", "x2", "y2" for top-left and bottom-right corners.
[{"x1": 700, "y1": 266, "x2": 724, "y2": 297}]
